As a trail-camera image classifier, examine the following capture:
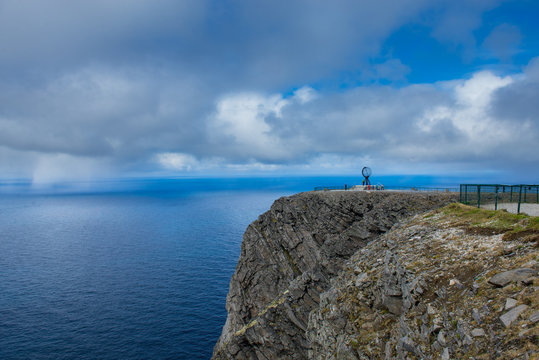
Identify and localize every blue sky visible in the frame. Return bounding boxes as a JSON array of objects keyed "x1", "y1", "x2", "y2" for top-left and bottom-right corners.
[{"x1": 0, "y1": 0, "x2": 538, "y2": 182}]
